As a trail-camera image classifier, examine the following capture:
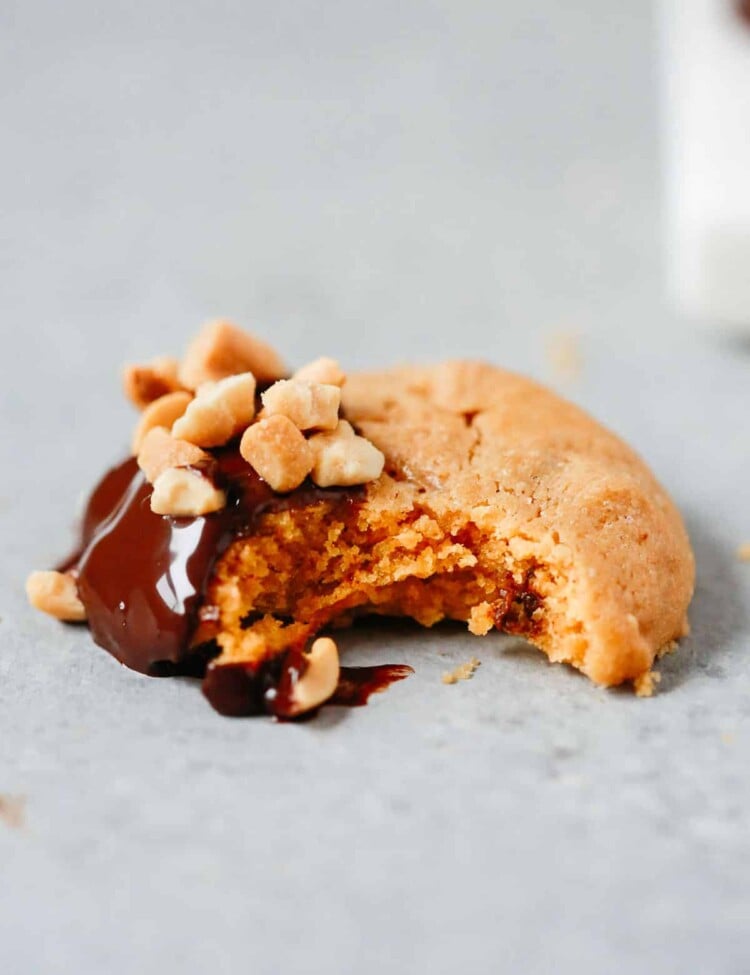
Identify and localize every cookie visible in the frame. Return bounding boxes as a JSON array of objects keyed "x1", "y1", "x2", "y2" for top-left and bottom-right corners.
[
  {"x1": 27, "y1": 323, "x2": 695, "y2": 717},
  {"x1": 203, "y1": 360, "x2": 694, "y2": 702}
]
